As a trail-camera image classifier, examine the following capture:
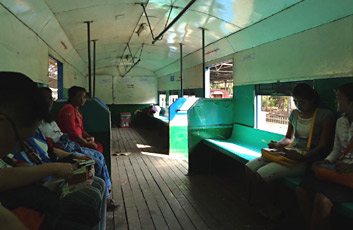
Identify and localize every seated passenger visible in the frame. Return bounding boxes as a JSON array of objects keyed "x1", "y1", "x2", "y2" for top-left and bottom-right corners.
[
  {"x1": 0, "y1": 72, "x2": 106, "y2": 229},
  {"x1": 134, "y1": 104, "x2": 161, "y2": 117},
  {"x1": 0, "y1": 72, "x2": 73, "y2": 229},
  {"x1": 38, "y1": 87, "x2": 116, "y2": 209},
  {"x1": 245, "y1": 83, "x2": 335, "y2": 220},
  {"x1": 10, "y1": 137, "x2": 107, "y2": 229},
  {"x1": 296, "y1": 83, "x2": 353, "y2": 230},
  {"x1": 56, "y1": 86, "x2": 103, "y2": 153}
]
